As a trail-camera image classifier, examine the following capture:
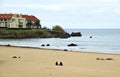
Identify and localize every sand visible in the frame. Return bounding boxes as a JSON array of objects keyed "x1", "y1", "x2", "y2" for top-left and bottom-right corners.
[{"x1": 0, "y1": 46, "x2": 120, "y2": 77}]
